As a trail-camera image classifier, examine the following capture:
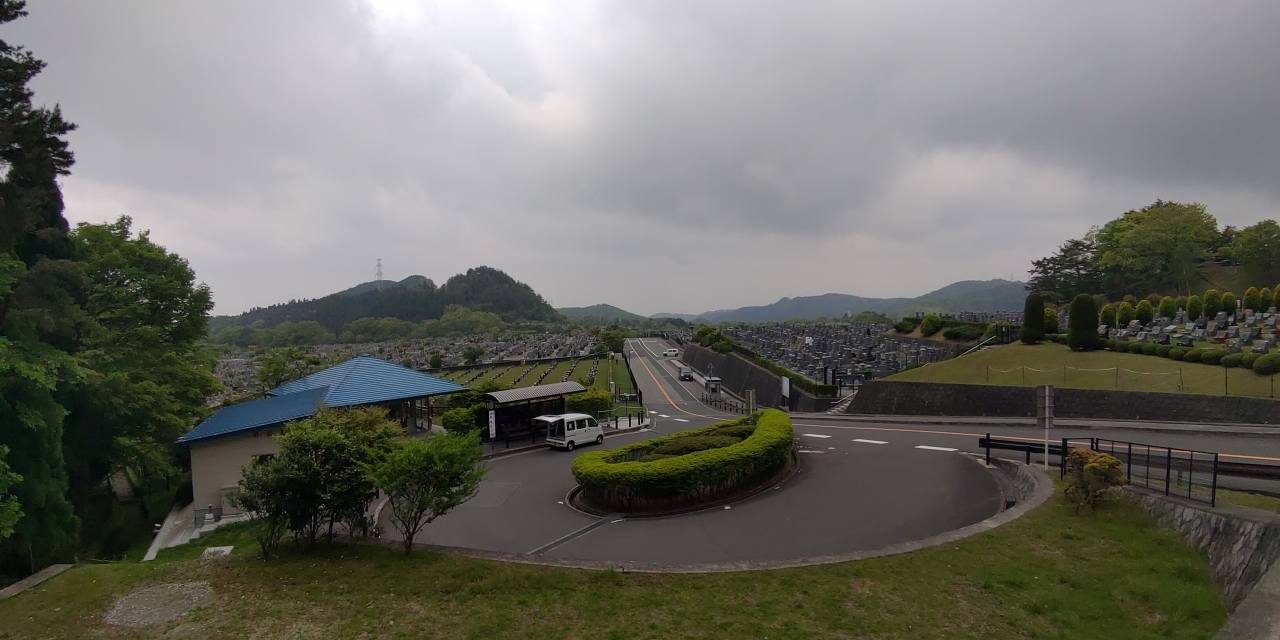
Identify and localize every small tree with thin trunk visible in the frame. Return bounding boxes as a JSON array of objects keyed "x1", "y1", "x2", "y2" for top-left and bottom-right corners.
[{"x1": 372, "y1": 431, "x2": 486, "y2": 555}]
